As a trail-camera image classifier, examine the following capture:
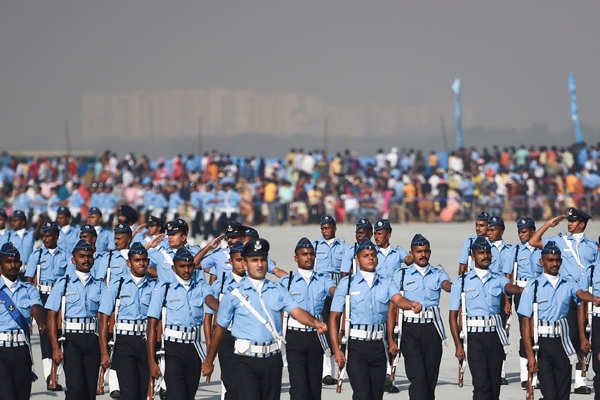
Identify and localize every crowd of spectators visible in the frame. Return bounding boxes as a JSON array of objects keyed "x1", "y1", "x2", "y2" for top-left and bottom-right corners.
[{"x1": 1, "y1": 142, "x2": 599, "y2": 237}]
